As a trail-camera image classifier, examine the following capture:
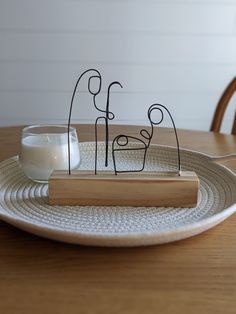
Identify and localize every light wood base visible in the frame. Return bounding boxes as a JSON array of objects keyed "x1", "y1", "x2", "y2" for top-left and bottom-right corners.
[{"x1": 48, "y1": 170, "x2": 199, "y2": 207}]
